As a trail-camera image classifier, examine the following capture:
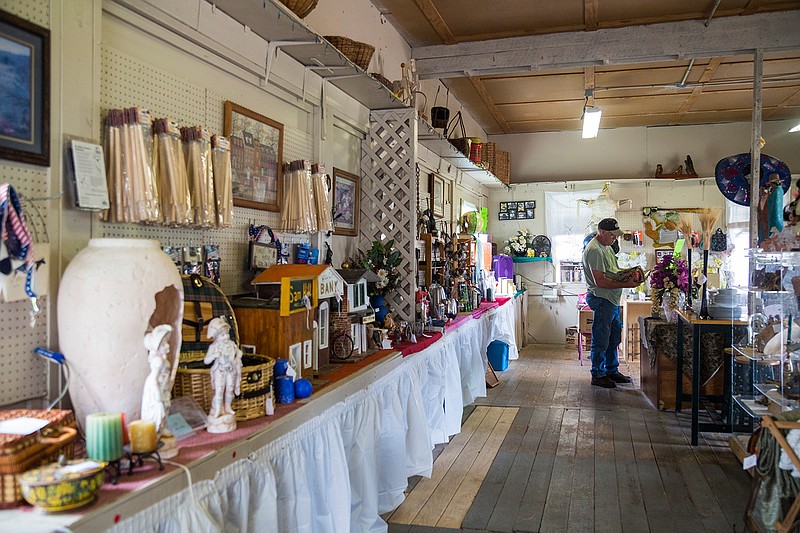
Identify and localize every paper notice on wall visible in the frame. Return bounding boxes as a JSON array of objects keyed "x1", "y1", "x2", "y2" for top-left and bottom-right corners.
[{"x1": 71, "y1": 140, "x2": 110, "y2": 210}]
